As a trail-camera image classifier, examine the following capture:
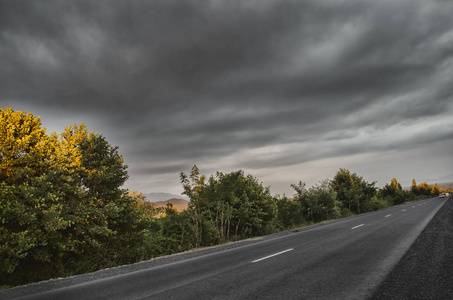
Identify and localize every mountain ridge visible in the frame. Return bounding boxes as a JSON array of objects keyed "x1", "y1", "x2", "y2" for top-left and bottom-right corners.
[
  {"x1": 143, "y1": 192, "x2": 189, "y2": 202},
  {"x1": 153, "y1": 198, "x2": 189, "y2": 212}
]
